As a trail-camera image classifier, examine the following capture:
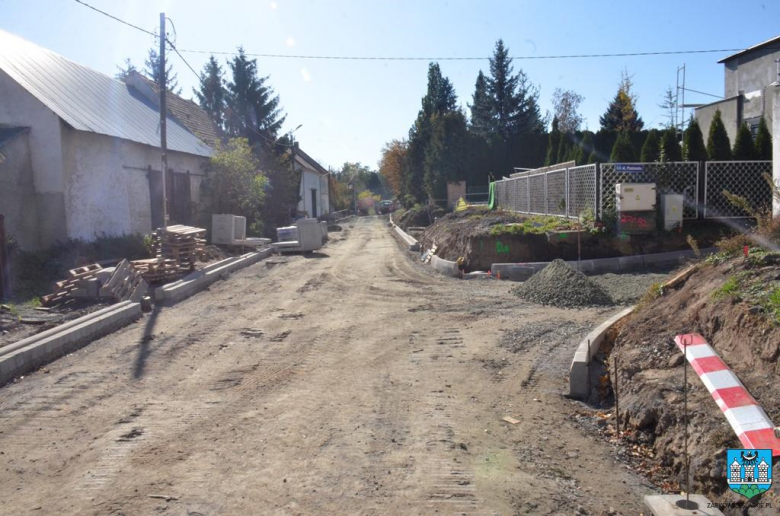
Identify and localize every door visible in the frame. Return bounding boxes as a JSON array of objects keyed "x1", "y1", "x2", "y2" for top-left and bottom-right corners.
[{"x1": 310, "y1": 188, "x2": 318, "y2": 218}]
